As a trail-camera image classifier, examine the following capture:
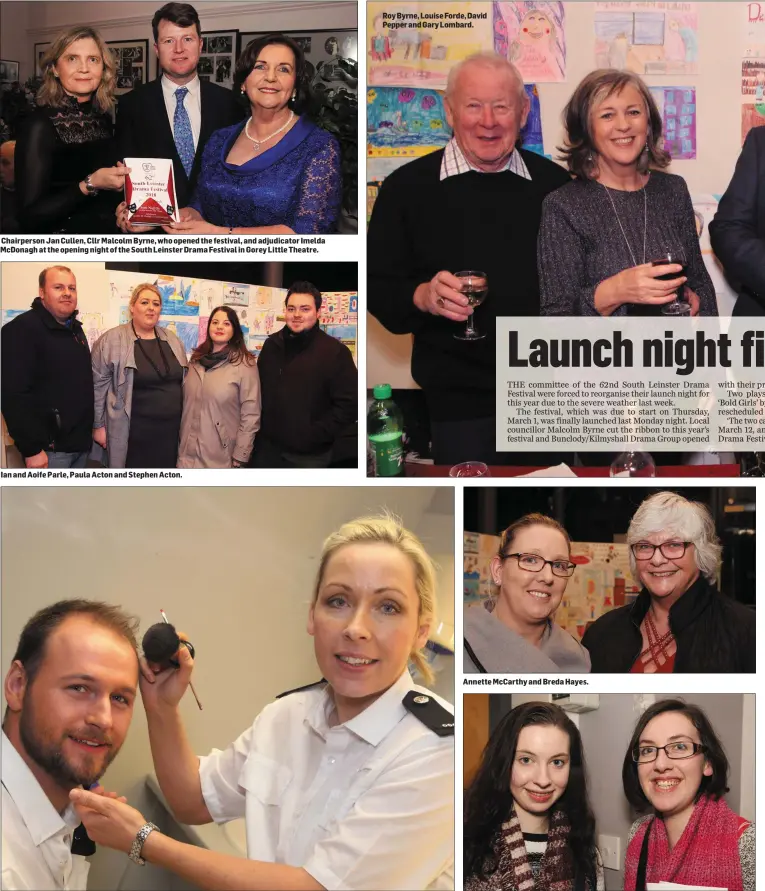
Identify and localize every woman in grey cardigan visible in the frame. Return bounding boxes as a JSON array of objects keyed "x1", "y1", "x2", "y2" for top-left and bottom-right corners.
[
  {"x1": 464, "y1": 513, "x2": 590, "y2": 672},
  {"x1": 92, "y1": 283, "x2": 188, "y2": 468},
  {"x1": 177, "y1": 306, "x2": 261, "y2": 468}
]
